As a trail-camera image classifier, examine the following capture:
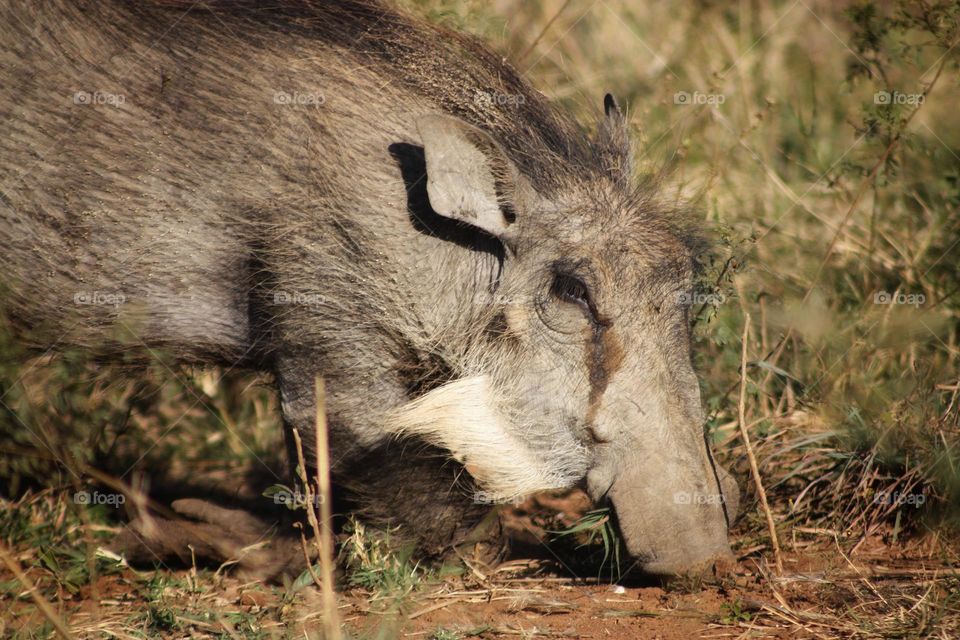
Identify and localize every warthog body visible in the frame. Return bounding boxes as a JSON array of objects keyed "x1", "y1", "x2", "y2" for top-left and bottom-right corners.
[{"x1": 0, "y1": 0, "x2": 737, "y2": 574}]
